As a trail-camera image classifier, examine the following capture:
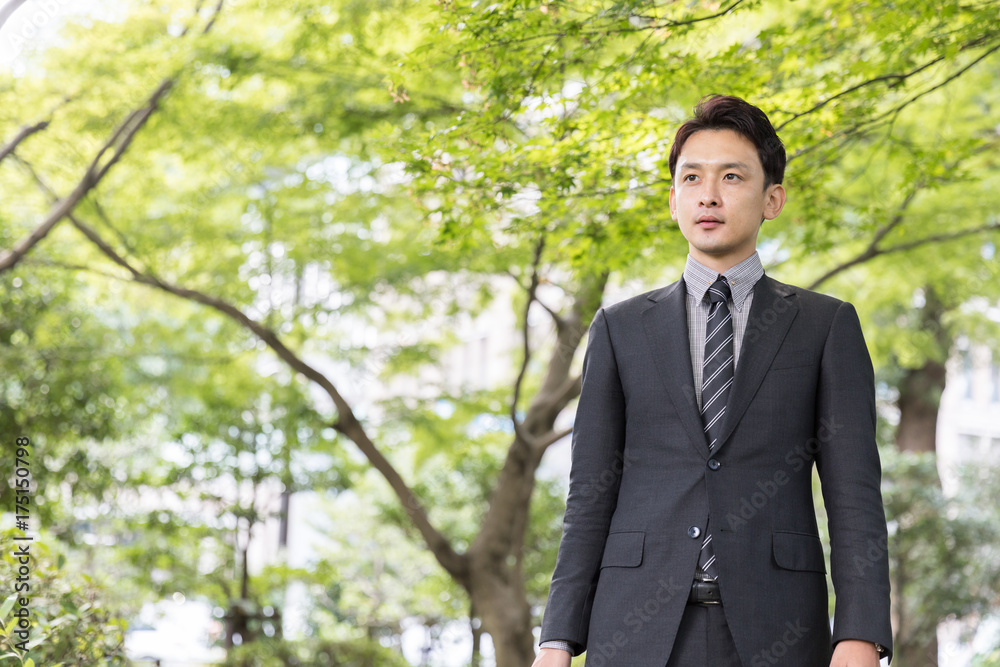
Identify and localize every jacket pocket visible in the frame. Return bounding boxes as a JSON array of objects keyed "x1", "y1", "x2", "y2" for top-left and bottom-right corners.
[
  {"x1": 772, "y1": 530, "x2": 826, "y2": 573},
  {"x1": 600, "y1": 531, "x2": 645, "y2": 569}
]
